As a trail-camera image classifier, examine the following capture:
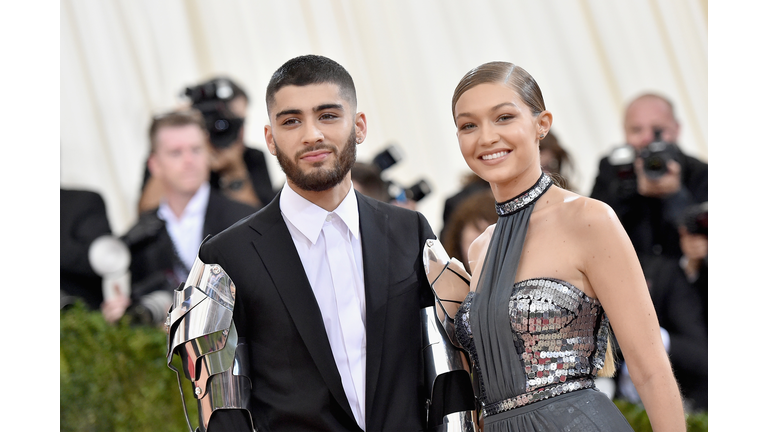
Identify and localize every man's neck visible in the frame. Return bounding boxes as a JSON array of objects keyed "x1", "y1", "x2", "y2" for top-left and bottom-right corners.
[
  {"x1": 287, "y1": 176, "x2": 352, "y2": 212},
  {"x1": 164, "y1": 189, "x2": 197, "y2": 219}
]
